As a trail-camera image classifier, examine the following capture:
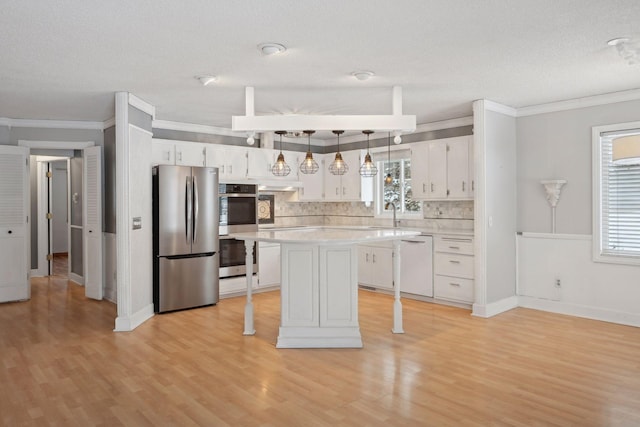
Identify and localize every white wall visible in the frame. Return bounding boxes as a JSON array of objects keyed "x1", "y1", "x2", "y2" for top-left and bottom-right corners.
[
  {"x1": 517, "y1": 99, "x2": 640, "y2": 234},
  {"x1": 516, "y1": 99, "x2": 640, "y2": 326}
]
